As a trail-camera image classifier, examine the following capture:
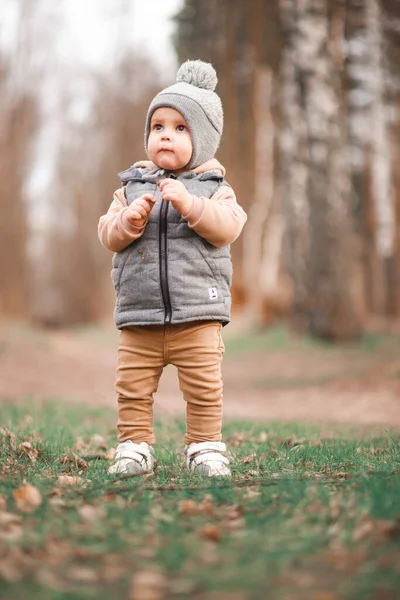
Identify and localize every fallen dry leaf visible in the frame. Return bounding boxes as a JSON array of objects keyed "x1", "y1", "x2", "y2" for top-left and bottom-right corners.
[
  {"x1": 241, "y1": 452, "x2": 257, "y2": 465},
  {"x1": 224, "y1": 517, "x2": 246, "y2": 532},
  {"x1": 289, "y1": 444, "x2": 306, "y2": 452},
  {"x1": 13, "y1": 483, "x2": 42, "y2": 513},
  {"x1": 356, "y1": 518, "x2": 400, "y2": 542},
  {"x1": 178, "y1": 499, "x2": 198, "y2": 516},
  {"x1": 59, "y1": 453, "x2": 88, "y2": 472},
  {"x1": 90, "y1": 434, "x2": 107, "y2": 449},
  {"x1": 0, "y1": 511, "x2": 22, "y2": 526},
  {"x1": 75, "y1": 437, "x2": 89, "y2": 452},
  {"x1": 66, "y1": 565, "x2": 99, "y2": 584},
  {"x1": 78, "y1": 504, "x2": 106, "y2": 522},
  {"x1": 377, "y1": 520, "x2": 400, "y2": 541},
  {"x1": 129, "y1": 569, "x2": 167, "y2": 600},
  {"x1": 229, "y1": 432, "x2": 247, "y2": 446},
  {"x1": 1, "y1": 427, "x2": 17, "y2": 447},
  {"x1": 19, "y1": 441, "x2": 39, "y2": 463},
  {"x1": 243, "y1": 488, "x2": 261, "y2": 499},
  {"x1": 0, "y1": 511, "x2": 23, "y2": 541},
  {"x1": 102, "y1": 493, "x2": 126, "y2": 507},
  {"x1": 102, "y1": 491, "x2": 117, "y2": 502},
  {"x1": 48, "y1": 486, "x2": 62, "y2": 499},
  {"x1": 49, "y1": 498, "x2": 67, "y2": 509},
  {"x1": 282, "y1": 434, "x2": 305, "y2": 447},
  {"x1": 352, "y1": 516, "x2": 375, "y2": 542},
  {"x1": 149, "y1": 504, "x2": 173, "y2": 523},
  {"x1": 224, "y1": 504, "x2": 244, "y2": 521},
  {"x1": 57, "y1": 475, "x2": 84, "y2": 487},
  {"x1": 178, "y1": 495, "x2": 215, "y2": 517},
  {"x1": 198, "y1": 494, "x2": 215, "y2": 516},
  {"x1": 200, "y1": 523, "x2": 222, "y2": 543},
  {"x1": 105, "y1": 447, "x2": 116, "y2": 461}
]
